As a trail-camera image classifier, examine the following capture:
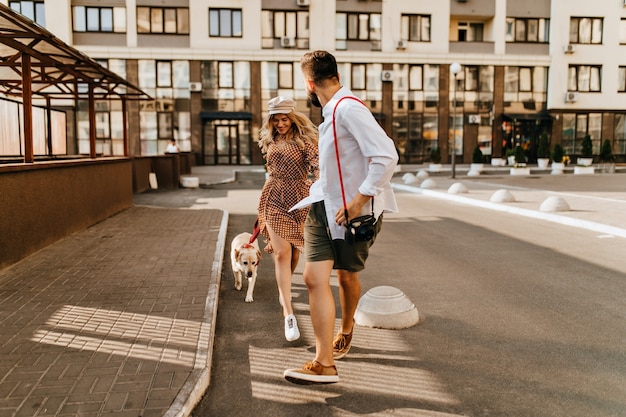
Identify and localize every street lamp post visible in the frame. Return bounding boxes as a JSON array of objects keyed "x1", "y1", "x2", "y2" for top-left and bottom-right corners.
[{"x1": 450, "y1": 63, "x2": 462, "y2": 179}]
